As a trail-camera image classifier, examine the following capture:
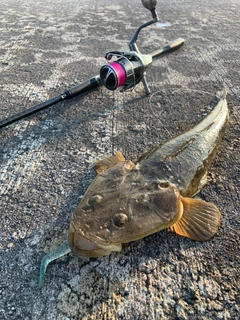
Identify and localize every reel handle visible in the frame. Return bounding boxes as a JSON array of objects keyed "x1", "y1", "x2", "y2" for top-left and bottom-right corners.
[{"x1": 141, "y1": 0, "x2": 158, "y2": 11}]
